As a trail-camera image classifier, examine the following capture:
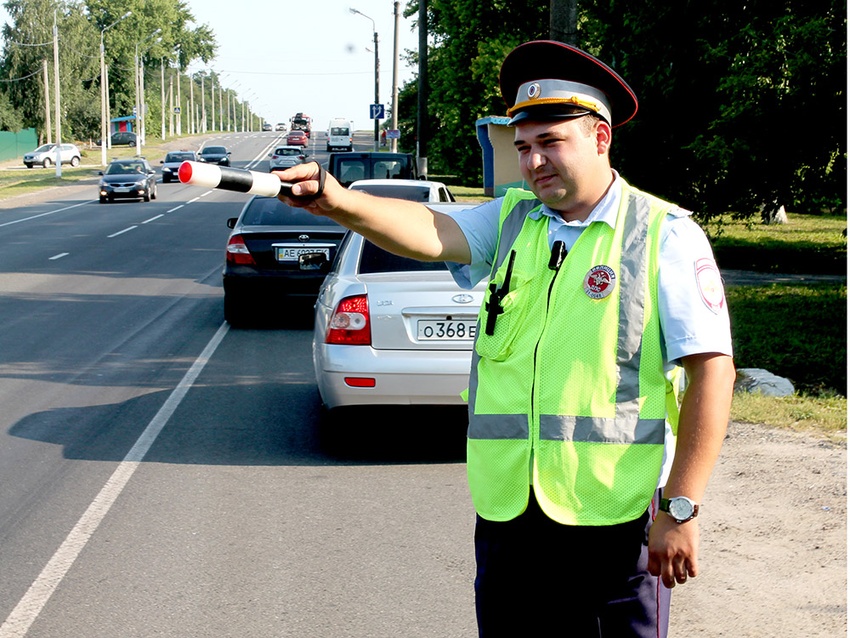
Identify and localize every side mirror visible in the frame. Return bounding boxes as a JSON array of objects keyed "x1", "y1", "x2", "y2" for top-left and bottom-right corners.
[
  {"x1": 98, "y1": 171, "x2": 104, "y2": 176},
  {"x1": 160, "y1": 160, "x2": 164, "y2": 164},
  {"x1": 226, "y1": 218, "x2": 238, "y2": 229}
]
